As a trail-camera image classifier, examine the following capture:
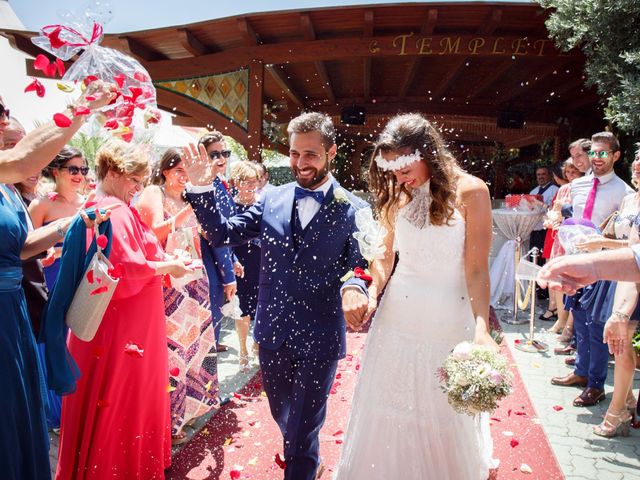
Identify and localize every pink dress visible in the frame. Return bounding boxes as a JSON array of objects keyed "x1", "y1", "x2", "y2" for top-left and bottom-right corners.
[{"x1": 56, "y1": 196, "x2": 171, "y2": 479}]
